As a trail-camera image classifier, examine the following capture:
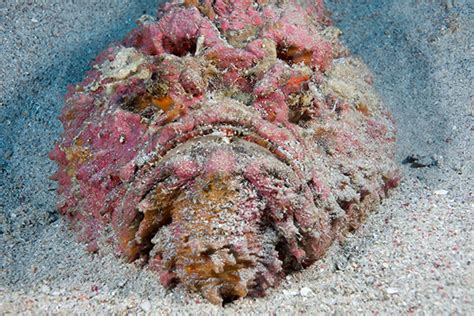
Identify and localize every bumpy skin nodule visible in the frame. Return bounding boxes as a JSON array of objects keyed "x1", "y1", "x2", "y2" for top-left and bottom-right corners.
[{"x1": 50, "y1": 0, "x2": 400, "y2": 305}]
